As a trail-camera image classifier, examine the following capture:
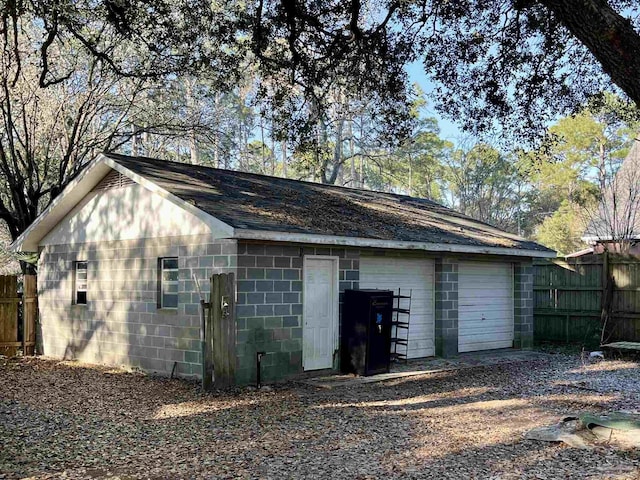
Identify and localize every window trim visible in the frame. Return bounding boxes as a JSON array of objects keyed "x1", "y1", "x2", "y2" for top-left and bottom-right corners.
[
  {"x1": 158, "y1": 257, "x2": 179, "y2": 309},
  {"x1": 74, "y1": 261, "x2": 88, "y2": 305}
]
